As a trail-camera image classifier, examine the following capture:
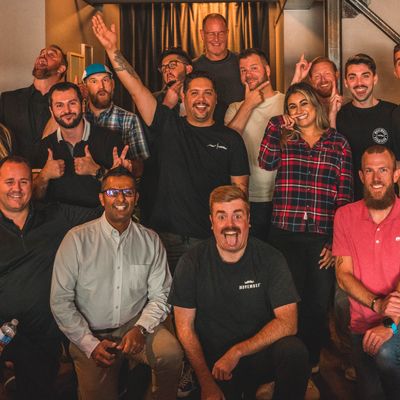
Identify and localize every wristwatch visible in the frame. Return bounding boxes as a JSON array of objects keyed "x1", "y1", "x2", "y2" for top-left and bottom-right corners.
[
  {"x1": 135, "y1": 325, "x2": 149, "y2": 336},
  {"x1": 382, "y1": 317, "x2": 399, "y2": 335},
  {"x1": 95, "y1": 166, "x2": 106, "y2": 181}
]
